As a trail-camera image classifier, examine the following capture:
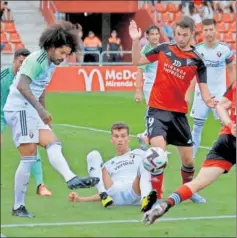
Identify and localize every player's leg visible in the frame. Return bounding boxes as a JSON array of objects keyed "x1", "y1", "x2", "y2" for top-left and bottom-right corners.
[
  {"x1": 13, "y1": 143, "x2": 37, "y2": 218},
  {"x1": 86, "y1": 150, "x2": 113, "y2": 207},
  {"x1": 132, "y1": 161, "x2": 157, "y2": 212},
  {"x1": 137, "y1": 84, "x2": 151, "y2": 151},
  {"x1": 190, "y1": 94, "x2": 209, "y2": 159},
  {"x1": 177, "y1": 146, "x2": 206, "y2": 203},
  {"x1": 172, "y1": 113, "x2": 206, "y2": 203},
  {"x1": 143, "y1": 166, "x2": 226, "y2": 225},
  {"x1": 4, "y1": 111, "x2": 38, "y2": 218},
  {"x1": 39, "y1": 129, "x2": 99, "y2": 189},
  {"x1": 32, "y1": 148, "x2": 52, "y2": 196},
  {"x1": 146, "y1": 108, "x2": 169, "y2": 199},
  {"x1": 143, "y1": 134, "x2": 236, "y2": 225}
]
